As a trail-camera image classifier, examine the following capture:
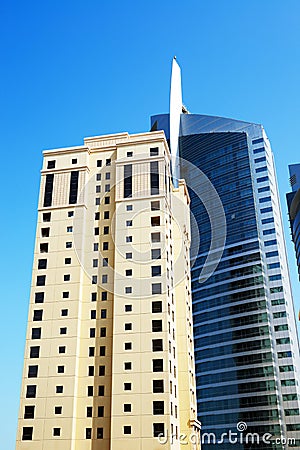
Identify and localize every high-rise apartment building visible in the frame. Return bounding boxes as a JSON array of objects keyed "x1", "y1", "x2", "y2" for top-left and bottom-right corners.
[
  {"x1": 287, "y1": 164, "x2": 300, "y2": 281},
  {"x1": 151, "y1": 59, "x2": 300, "y2": 449},
  {"x1": 15, "y1": 130, "x2": 200, "y2": 449}
]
